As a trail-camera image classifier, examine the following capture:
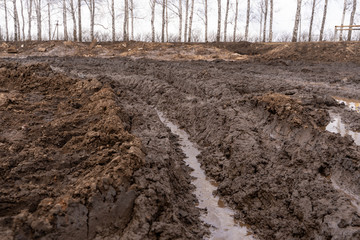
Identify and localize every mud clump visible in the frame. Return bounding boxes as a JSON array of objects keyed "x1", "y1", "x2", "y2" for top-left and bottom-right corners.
[{"x1": 0, "y1": 62, "x2": 205, "y2": 239}]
